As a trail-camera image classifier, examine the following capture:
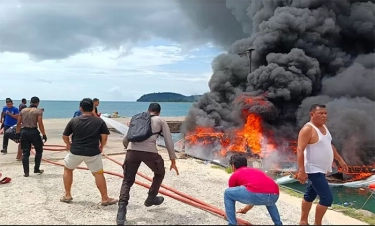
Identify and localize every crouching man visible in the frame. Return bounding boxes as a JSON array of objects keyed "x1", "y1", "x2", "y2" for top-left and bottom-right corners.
[{"x1": 224, "y1": 154, "x2": 283, "y2": 225}]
